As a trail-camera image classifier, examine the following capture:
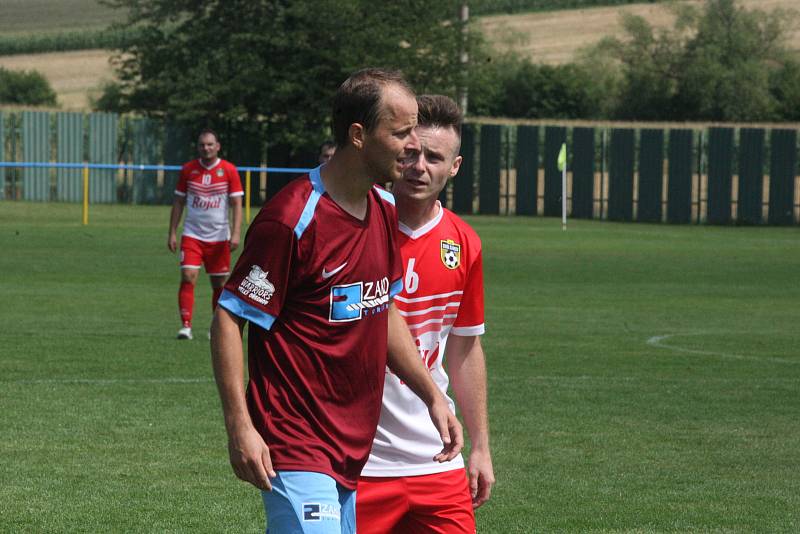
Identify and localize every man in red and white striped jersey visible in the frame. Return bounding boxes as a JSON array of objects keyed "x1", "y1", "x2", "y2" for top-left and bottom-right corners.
[
  {"x1": 357, "y1": 95, "x2": 494, "y2": 533},
  {"x1": 167, "y1": 129, "x2": 243, "y2": 340}
]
